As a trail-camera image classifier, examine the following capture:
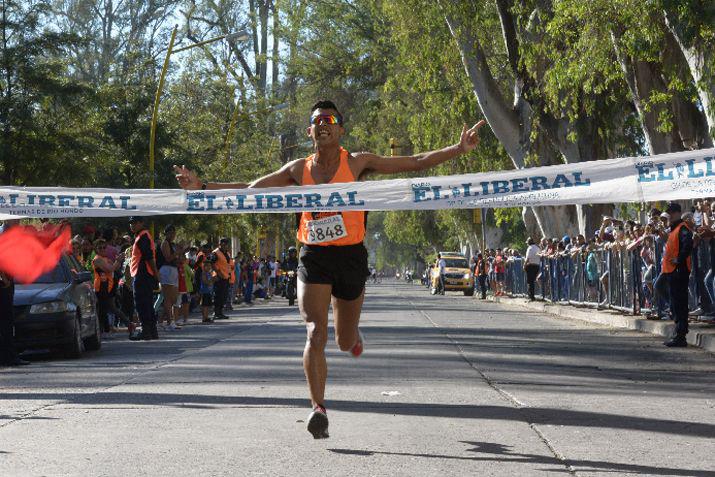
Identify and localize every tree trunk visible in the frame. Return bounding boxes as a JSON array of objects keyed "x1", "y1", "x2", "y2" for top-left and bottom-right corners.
[
  {"x1": 664, "y1": 12, "x2": 715, "y2": 140},
  {"x1": 443, "y1": 4, "x2": 582, "y2": 239}
]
